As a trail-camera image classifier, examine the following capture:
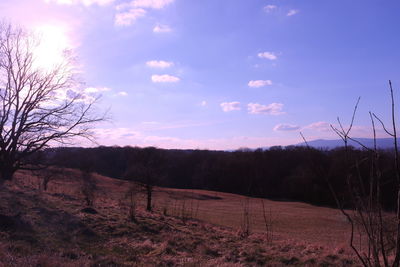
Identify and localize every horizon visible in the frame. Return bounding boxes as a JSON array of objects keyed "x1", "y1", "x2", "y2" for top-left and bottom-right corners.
[
  {"x1": 1, "y1": 0, "x2": 400, "y2": 150},
  {"x1": 48, "y1": 136, "x2": 400, "y2": 152}
]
